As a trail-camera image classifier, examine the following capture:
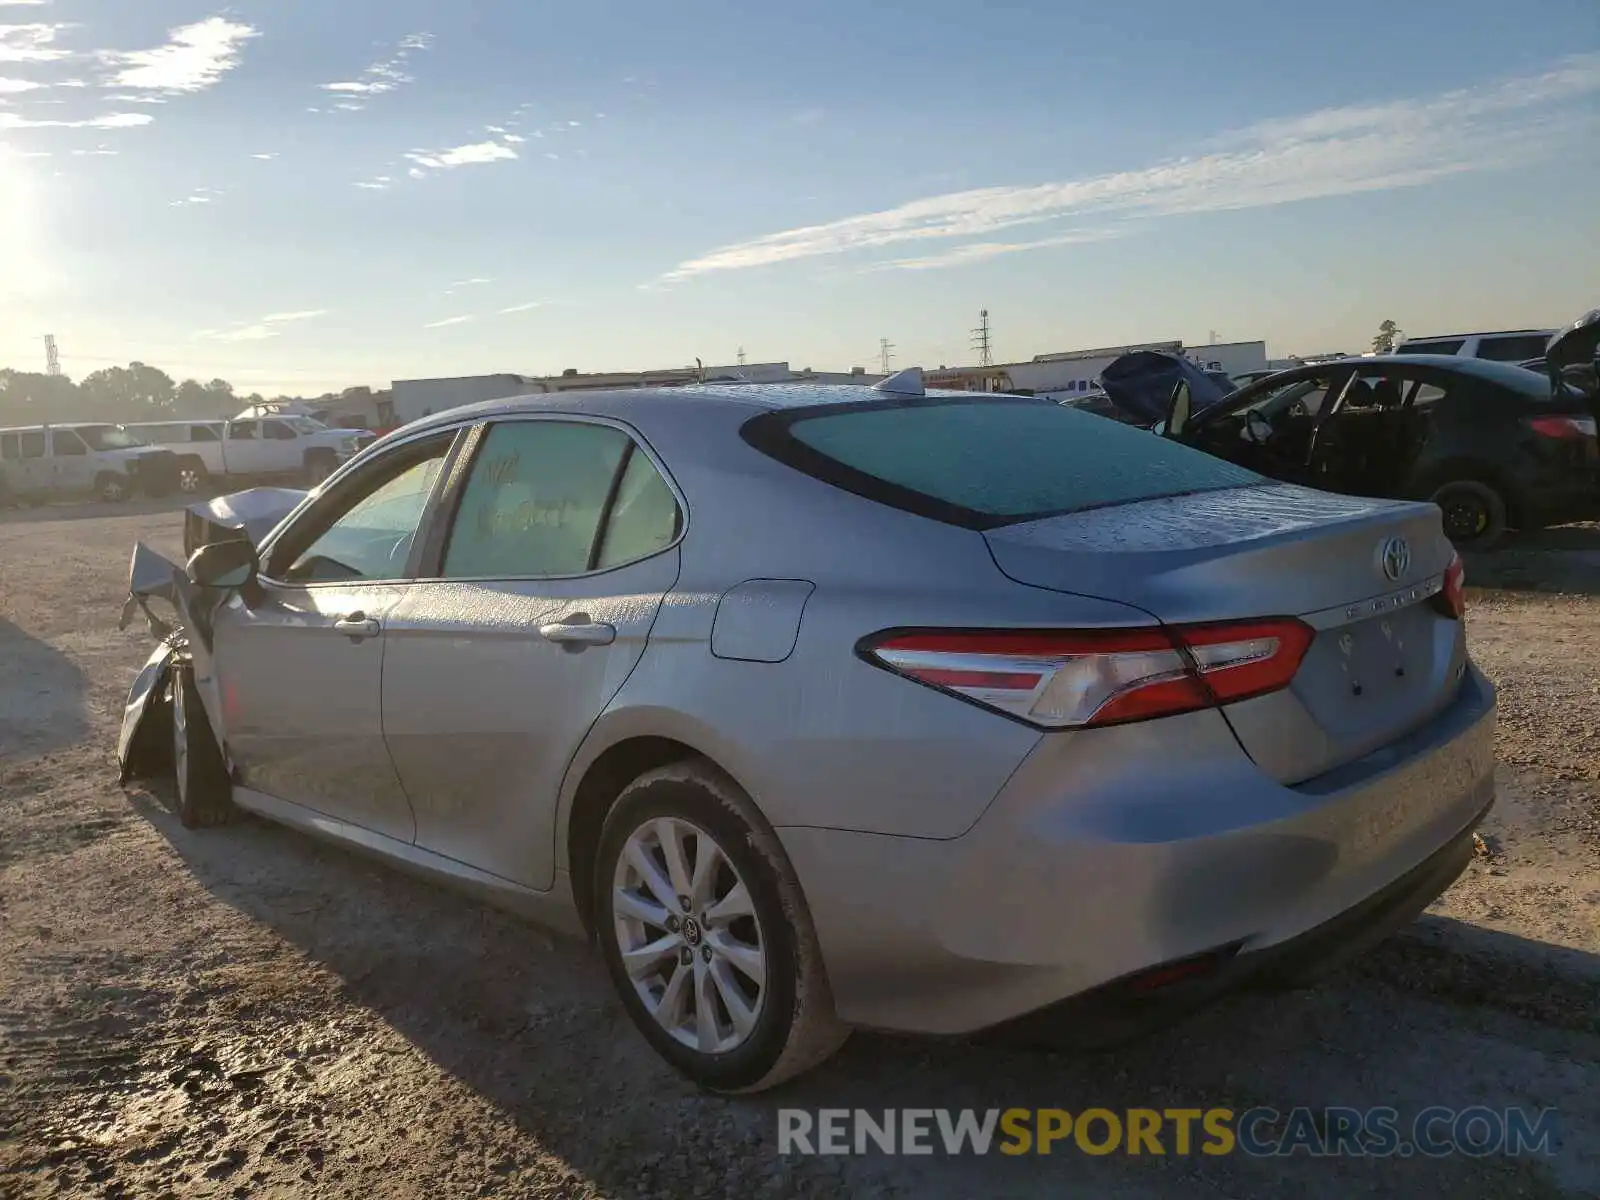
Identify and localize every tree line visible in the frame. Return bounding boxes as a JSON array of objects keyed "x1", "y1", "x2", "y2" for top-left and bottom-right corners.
[{"x1": 0, "y1": 361, "x2": 386, "y2": 428}]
